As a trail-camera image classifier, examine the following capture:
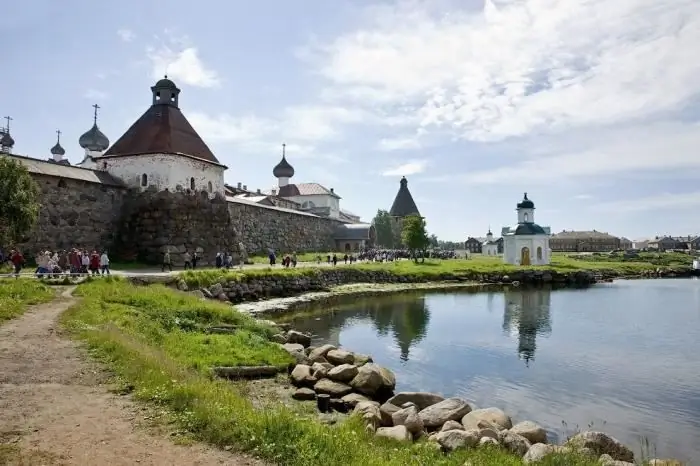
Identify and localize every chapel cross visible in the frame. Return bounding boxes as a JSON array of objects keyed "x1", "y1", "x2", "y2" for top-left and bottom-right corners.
[
  {"x1": 92, "y1": 104, "x2": 100, "y2": 124},
  {"x1": 4, "y1": 115, "x2": 13, "y2": 132},
  {"x1": 282, "y1": 143, "x2": 286, "y2": 157},
  {"x1": 56, "y1": 129, "x2": 62, "y2": 142}
]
